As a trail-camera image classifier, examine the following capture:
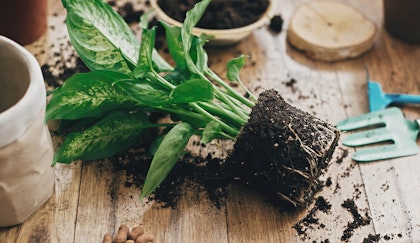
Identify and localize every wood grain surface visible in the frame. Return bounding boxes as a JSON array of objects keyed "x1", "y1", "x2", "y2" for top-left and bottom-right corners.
[{"x1": 1, "y1": 0, "x2": 419, "y2": 242}]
